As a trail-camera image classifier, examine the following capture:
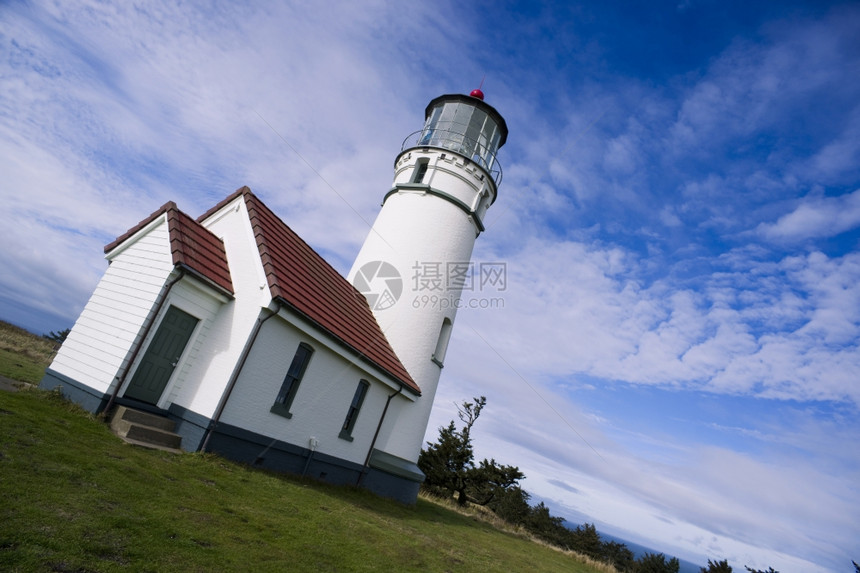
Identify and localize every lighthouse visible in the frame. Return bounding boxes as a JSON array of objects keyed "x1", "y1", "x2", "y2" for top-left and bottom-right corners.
[{"x1": 349, "y1": 89, "x2": 508, "y2": 465}]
